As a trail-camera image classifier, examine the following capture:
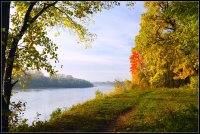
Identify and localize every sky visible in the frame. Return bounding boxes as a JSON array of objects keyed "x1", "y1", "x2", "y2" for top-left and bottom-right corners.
[{"x1": 42, "y1": 1, "x2": 146, "y2": 82}]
